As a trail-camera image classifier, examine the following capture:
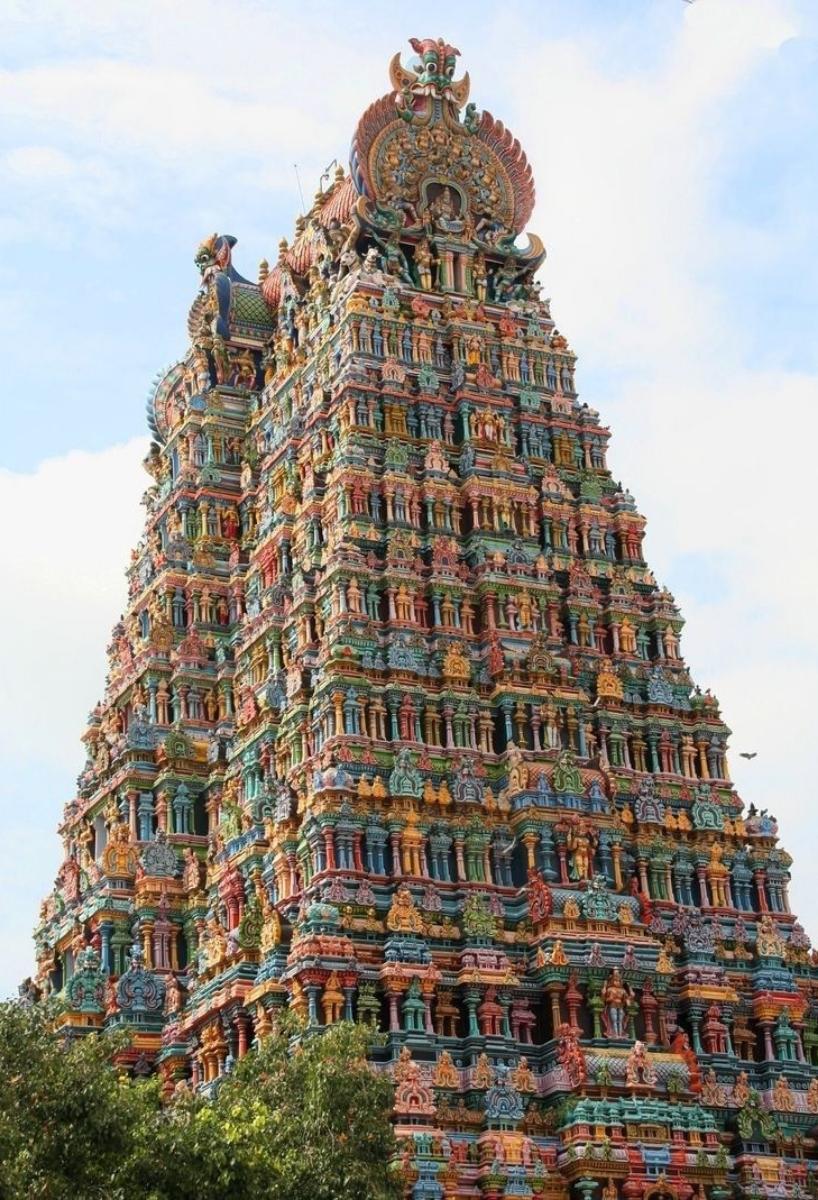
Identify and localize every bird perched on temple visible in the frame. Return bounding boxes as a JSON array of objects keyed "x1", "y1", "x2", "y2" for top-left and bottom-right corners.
[{"x1": 739, "y1": 751, "x2": 758, "y2": 760}]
